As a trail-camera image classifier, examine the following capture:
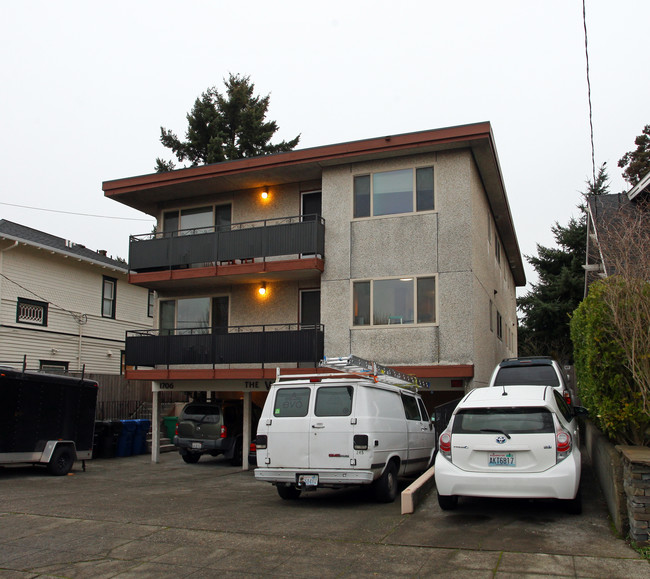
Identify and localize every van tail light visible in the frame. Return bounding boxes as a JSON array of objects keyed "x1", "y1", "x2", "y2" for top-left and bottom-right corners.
[
  {"x1": 563, "y1": 391, "x2": 572, "y2": 406},
  {"x1": 439, "y1": 430, "x2": 452, "y2": 460},
  {"x1": 353, "y1": 434, "x2": 368, "y2": 450},
  {"x1": 249, "y1": 442, "x2": 257, "y2": 454},
  {"x1": 255, "y1": 435, "x2": 267, "y2": 449},
  {"x1": 556, "y1": 428, "x2": 572, "y2": 462},
  {"x1": 220, "y1": 425, "x2": 227, "y2": 438}
]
